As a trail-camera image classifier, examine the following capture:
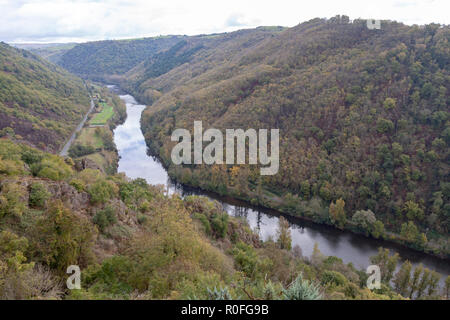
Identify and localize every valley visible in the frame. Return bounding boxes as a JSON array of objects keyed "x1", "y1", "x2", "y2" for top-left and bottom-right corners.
[{"x1": 0, "y1": 14, "x2": 449, "y2": 301}]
